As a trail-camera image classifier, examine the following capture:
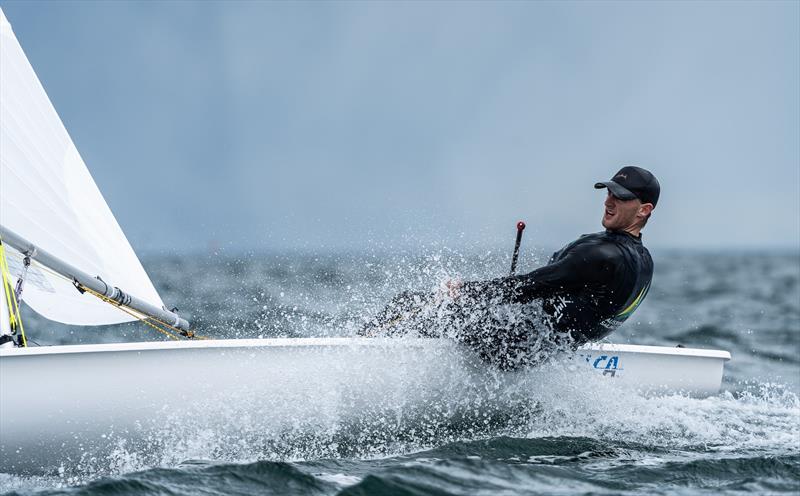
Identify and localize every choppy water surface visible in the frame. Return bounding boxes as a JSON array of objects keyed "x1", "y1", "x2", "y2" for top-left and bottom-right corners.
[{"x1": 2, "y1": 249, "x2": 799, "y2": 495}]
